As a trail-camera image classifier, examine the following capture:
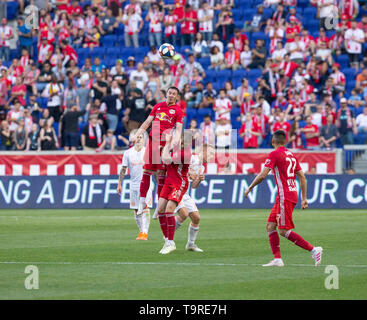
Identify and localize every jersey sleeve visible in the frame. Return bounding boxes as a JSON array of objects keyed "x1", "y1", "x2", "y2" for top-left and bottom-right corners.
[
  {"x1": 294, "y1": 155, "x2": 302, "y2": 173},
  {"x1": 175, "y1": 106, "x2": 184, "y2": 124},
  {"x1": 264, "y1": 151, "x2": 277, "y2": 170},
  {"x1": 122, "y1": 150, "x2": 129, "y2": 167},
  {"x1": 149, "y1": 103, "x2": 159, "y2": 118}
]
